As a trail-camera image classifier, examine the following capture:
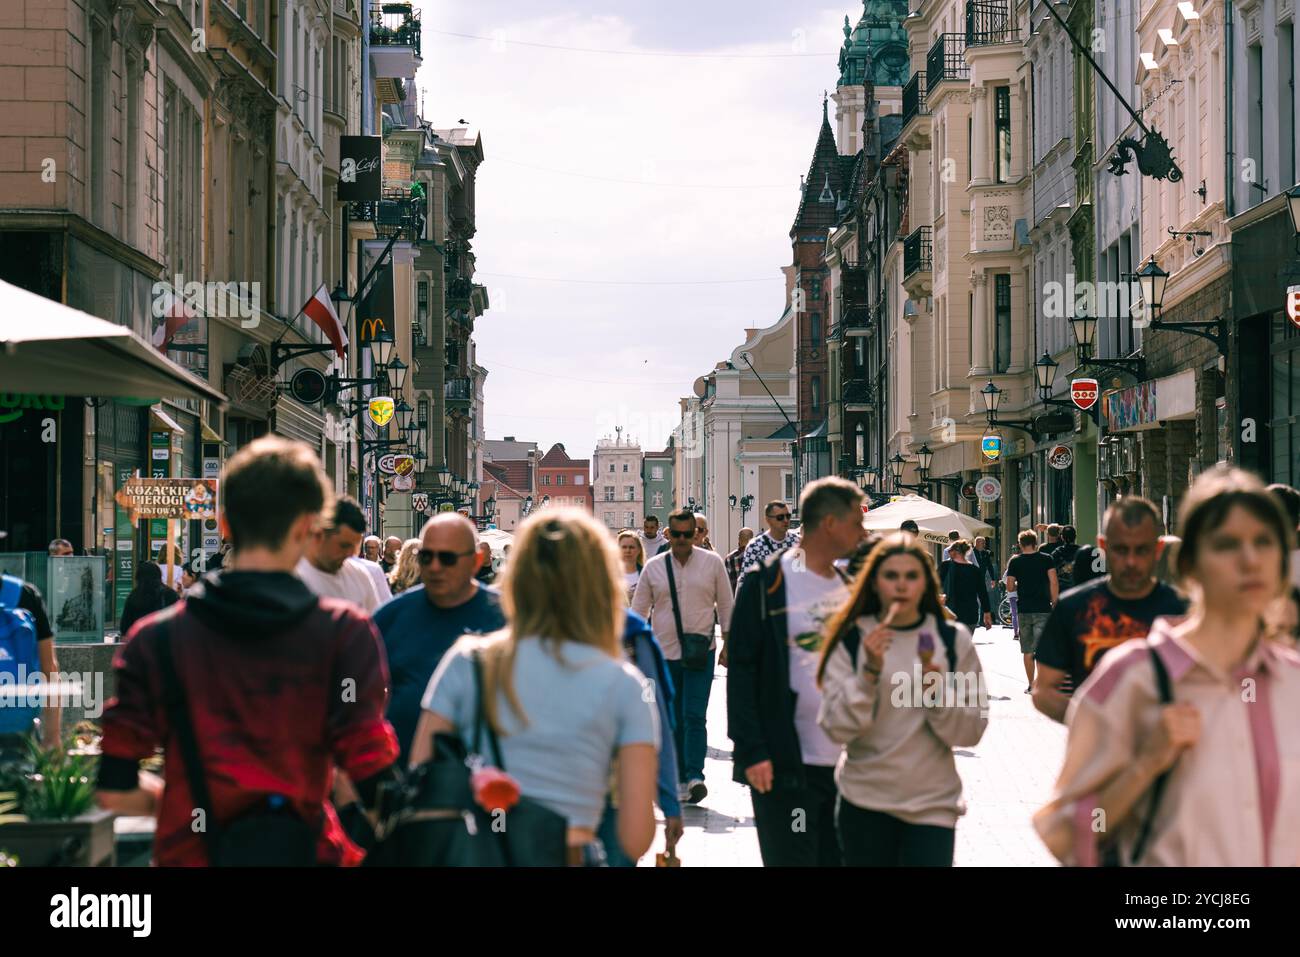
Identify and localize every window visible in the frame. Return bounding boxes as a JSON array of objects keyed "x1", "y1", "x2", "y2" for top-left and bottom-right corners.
[
  {"x1": 604, "y1": 512, "x2": 615, "y2": 527},
  {"x1": 967, "y1": 115, "x2": 972, "y2": 182},
  {"x1": 855, "y1": 423, "x2": 865, "y2": 466},
  {"x1": 1281, "y1": 26, "x2": 1294, "y2": 192},
  {"x1": 652, "y1": 491, "x2": 664, "y2": 508},
  {"x1": 574, "y1": 474, "x2": 585, "y2": 485},
  {"x1": 604, "y1": 486, "x2": 615, "y2": 502},
  {"x1": 622, "y1": 463, "x2": 629, "y2": 472},
  {"x1": 609, "y1": 463, "x2": 615, "y2": 473},
  {"x1": 994, "y1": 274, "x2": 1012, "y2": 374},
  {"x1": 1247, "y1": 40, "x2": 1263, "y2": 207},
  {"x1": 625, "y1": 486, "x2": 635, "y2": 501},
  {"x1": 783, "y1": 473, "x2": 794, "y2": 500},
  {"x1": 811, "y1": 312, "x2": 822, "y2": 347},
  {"x1": 994, "y1": 86, "x2": 1011, "y2": 183},
  {"x1": 542, "y1": 474, "x2": 551, "y2": 485},
  {"x1": 651, "y1": 466, "x2": 663, "y2": 481},
  {"x1": 417, "y1": 281, "x2": 429, "y2": 345},
  {"x1": 556, "y1": 474, "x2": 566, "y2": 486},
  {"x1": 625, "y1": 512, "x2": 636, "y2": 527},
  {"x1": 811, "y1": 375, "x2": 822, "y2": 415},
  {"x1": 88, "y1": 17, "x2": 111, "y2": 227}
]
